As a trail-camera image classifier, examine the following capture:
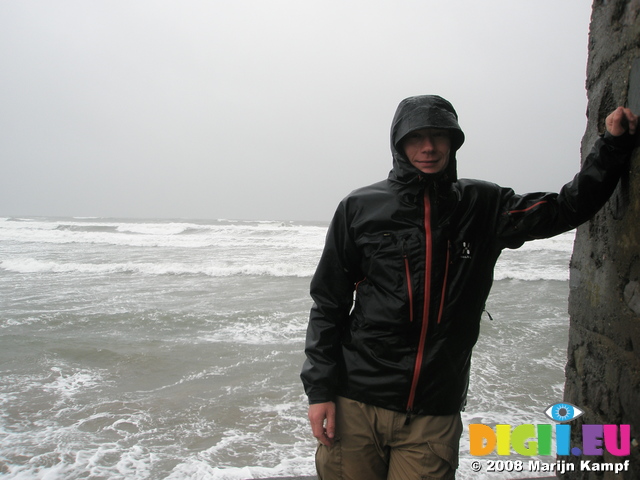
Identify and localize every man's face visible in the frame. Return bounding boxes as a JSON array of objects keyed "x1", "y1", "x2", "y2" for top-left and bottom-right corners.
[{"x1": 401, "y1": 128, "x2": 451, "y2": 174}]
